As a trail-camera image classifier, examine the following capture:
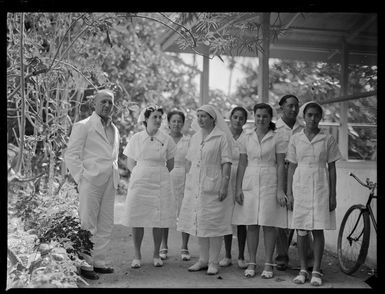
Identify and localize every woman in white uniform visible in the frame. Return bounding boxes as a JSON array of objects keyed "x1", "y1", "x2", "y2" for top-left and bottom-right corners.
[
  {"x1": 219, "y1": 106, "x2": 248, "y2": 269},
  {"x1": 122, "y1": 105, "x2": 176, "y2": 268},
  {"x1": 177, "y1": 104, "x2": 233, "y2": 275},
  {"x1": 159, "y1": 110, "x2": 191, "y2": 261},
  {"x1": 233, "y1": 103, "x2": 287, "y2": 279},
  {"x1": 286, "y1": 102, "x2": 341, "y2": 286}
]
